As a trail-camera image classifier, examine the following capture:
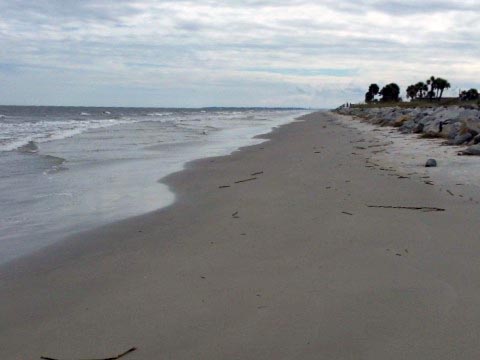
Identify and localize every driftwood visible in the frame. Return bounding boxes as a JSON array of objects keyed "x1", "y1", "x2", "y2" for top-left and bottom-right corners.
[
  {"x1": 41, "y1": 347, "x2": 137, "y2": 360},
  {"x1": 367, "y1": 144, "x2": 385, "y2": 148},
  {"x1": 251, "y1": 171, "x2": 264, "y2": 176},
  {"x1": 367, "y1": 205, "x2": 445, "y2": 212},
  {"x1": 341, "y1": 211, "x2": 353, "y2": 216},
  {"x1": 235, "y1": 177, "x2": 257, "y2": 184},
  {"x1": 218, "y1": 185, "x2": 230, "y2": 189}
]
